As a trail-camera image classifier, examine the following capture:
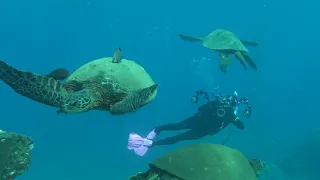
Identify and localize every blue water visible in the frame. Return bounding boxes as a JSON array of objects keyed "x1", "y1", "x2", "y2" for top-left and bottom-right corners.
[{"x1": 0, "y1": 0, "x2": 319, "y2": 179}]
